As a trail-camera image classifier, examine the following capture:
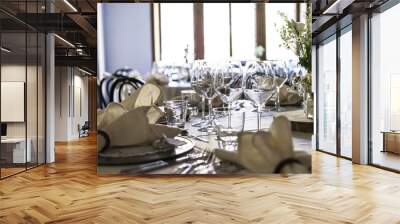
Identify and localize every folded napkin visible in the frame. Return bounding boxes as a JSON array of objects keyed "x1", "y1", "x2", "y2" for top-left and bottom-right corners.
[
  {"x1": 98, "y1": 106, "x2": 182, "y2": 152},
  {"x1": 121, "y1": 83, "x2": 164, "y2": 110},
  {"x1": 267, "y1": 84, "x2": 302, "y2": 106},
  {"x1": 97, "y1": 102, "x2": 127, "y2": 130},
  {"x1": 146, "y1": 73, "x2": 169, "y2": 86},
  {"x1": 214, "y1": 115, "x2": 309, "y2": 173}
]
